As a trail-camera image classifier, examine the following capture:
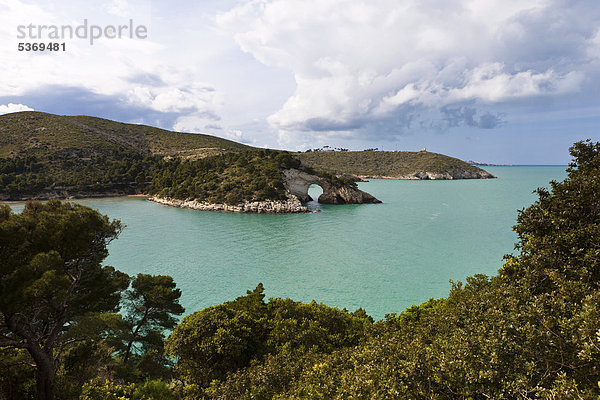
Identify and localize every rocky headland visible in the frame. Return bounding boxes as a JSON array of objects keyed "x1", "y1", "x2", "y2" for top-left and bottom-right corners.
[
  {"x1": 360, "y1": 169, "x2": 496, "y2": 180},
  {"x1": 0, "y1": 112, "x2": 496, "y2": 211},
  {"x1": 149, "y1": 168, "x2": 382, "y2": 214},
  {"x1": 282, "y1": 169, "x2": 381, "y2": 204},
  {"x1": 297, "y1": 150, "x2": 497, "y2": 180}
]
